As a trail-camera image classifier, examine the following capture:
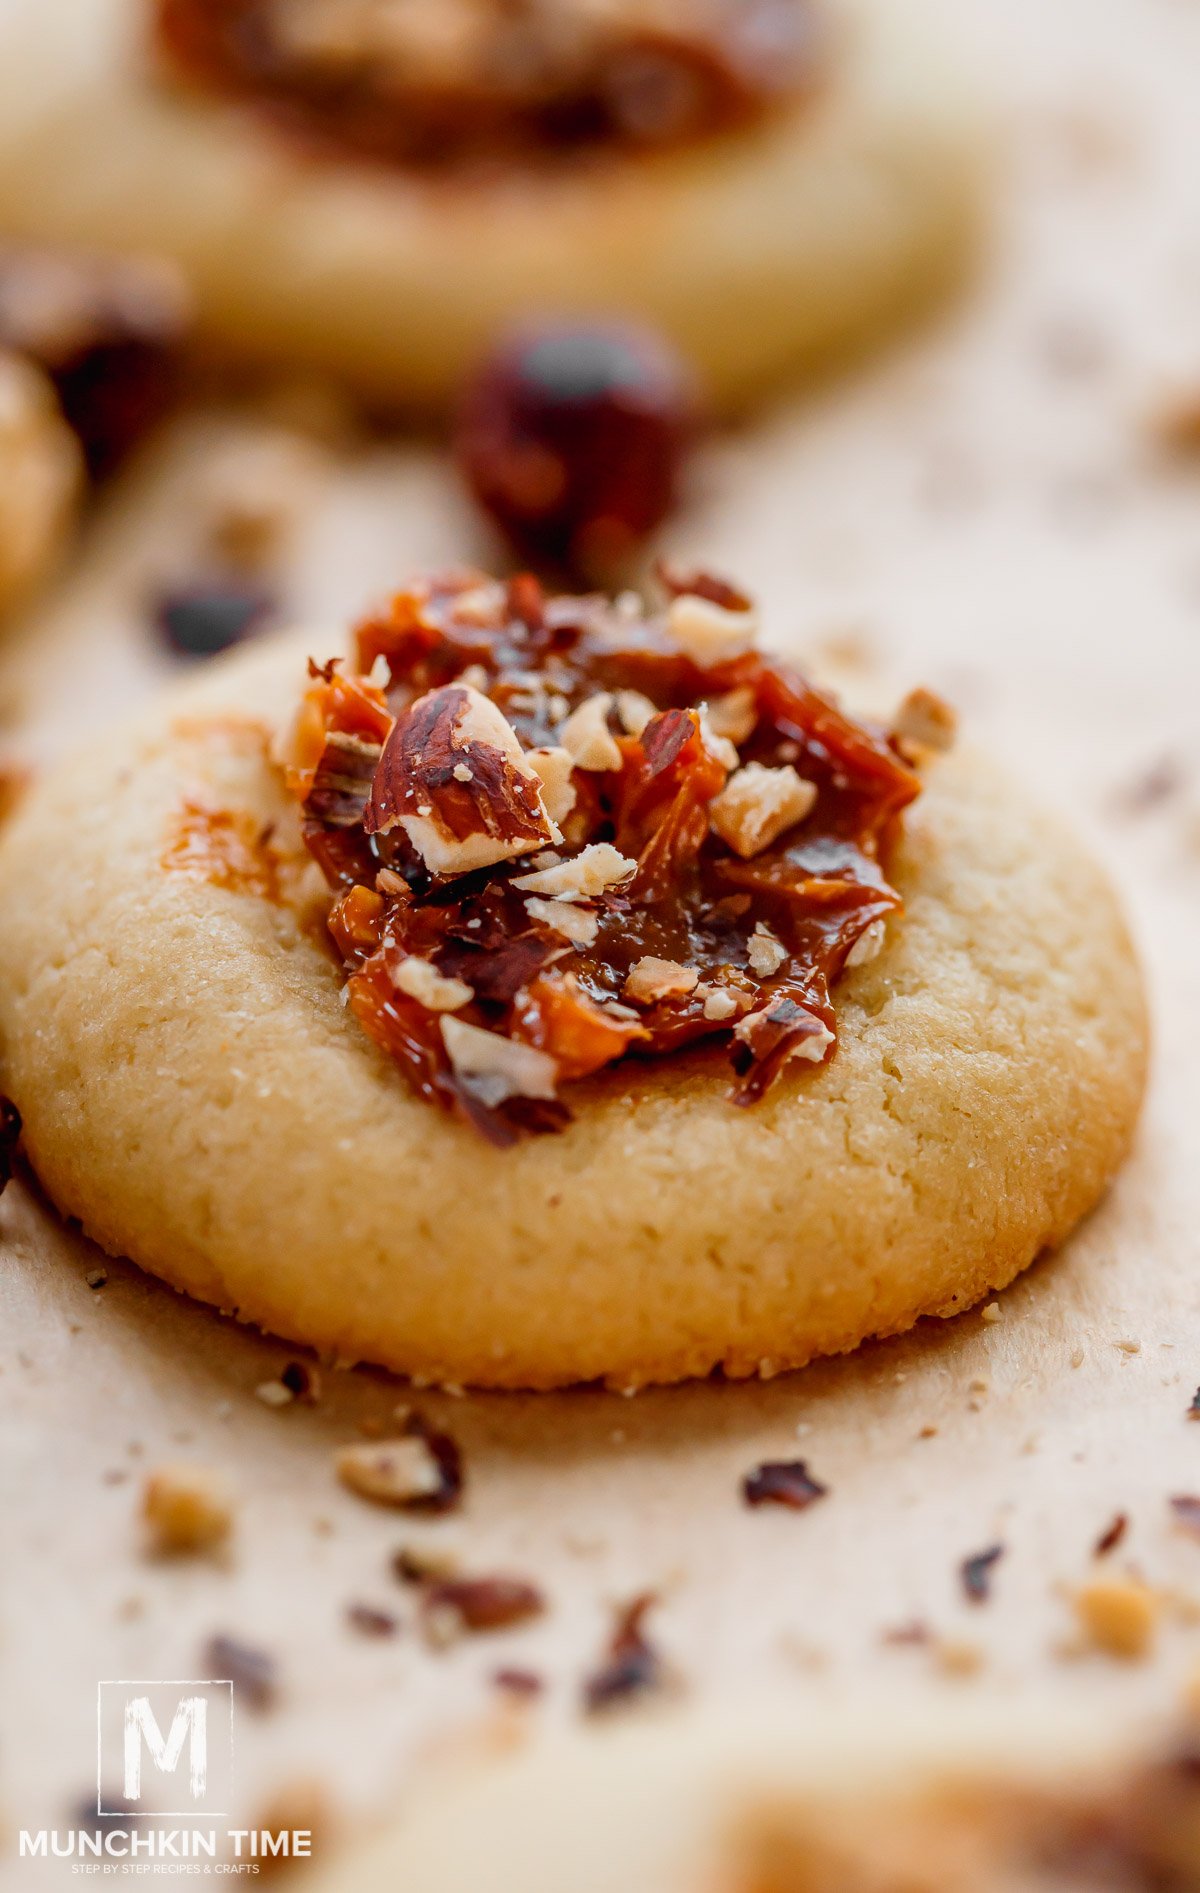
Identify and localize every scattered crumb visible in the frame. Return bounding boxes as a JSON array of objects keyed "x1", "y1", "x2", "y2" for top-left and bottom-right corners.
[
  {"x1": 1073, "y1": 1577, "x2": 1159, "y2": 1659},
  {"x1": 933, "y1": 1638, "x2": 984, "y2": 1679},
  {"x1": 422, "y1": 1576, "x2": 545, "y2": 1646},
  {"x1": 280, "y1": 1361, "x2": 321, "y2": 1402},
  {"x1": 891, "y1": 686, "x2": 957, "y2": 759},
  {"x1": 981, "y1": 1301, "x2": 1002, "y2": 1324},
  {"x1": 492, "y1": 1667, "x2": 544, "y2": 1699},
  {"x1": 1093, "y1": 1513, "x2": 1129, "y2": 1559},
  {"x1": 1114, "y1": 1339, "x2": 1141, "y2": 1356},
  {"x1": 345, "y1": 1602, "x2": 399, "y2": 1638},
  {"x1": 85, "y1": 1267, "x2": 108, "y2": 1290},
  {"x1": 960, "y1": 1544, "x2": 1004, "y2": 1605},
  {"x1": 583, "y1": 1595, "x2": 671, "y2": 1716},
  {"x1": 255, "y1": 1378, "x2": 295, "y2": 1408},
  {"x1": 335, "y1": 1416, "x2": 462, "y2": 1512},
  {"x1": 142, "y1": 1463, "x2": 235, "y2": 1556},
  {"x1": 393, "y1": 1544, "x2": 460, "y2": 1585},
  {"x1": 202, "y1": 1634, "x2": 278, "y2": 1711},
  {"x1": 742, "y1": 1461, "x2": 828, "y2": 1512},
  {"x1": 1070, "y1": 1348, "x2": 1086, "y2": 1369},
  {"x1": 1170, "y1": 1494, "x2": 1200, "y2": 1538}
]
